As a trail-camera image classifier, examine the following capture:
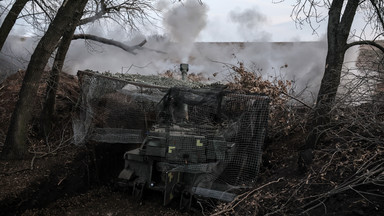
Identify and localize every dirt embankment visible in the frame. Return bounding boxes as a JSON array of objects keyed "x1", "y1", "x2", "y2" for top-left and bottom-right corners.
[{"x1": 0, "y1": 71, "x2": 89, "y2": 215}]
